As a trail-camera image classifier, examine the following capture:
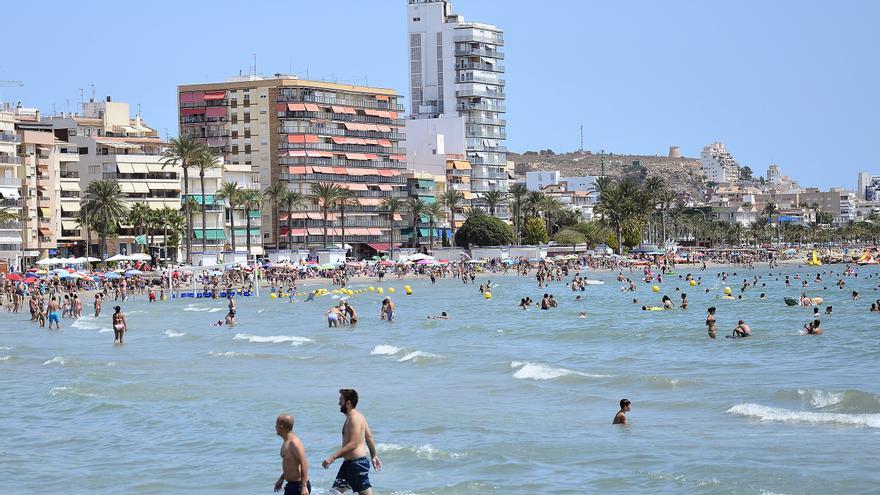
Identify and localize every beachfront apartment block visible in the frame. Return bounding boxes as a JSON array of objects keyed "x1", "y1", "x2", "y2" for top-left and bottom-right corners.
[
  {"x1": 0, "y1": 107, "x2": 22, "y2": 268},
  {"x1": 701, "y1": 142, "x2": 740, "y2": 183},
  {"x1": 406, "y1": 0, "x2": 508, "y2": 212},
  {"x1": 51, "y1": 97, "x2": 181, "y2": 257},
  {"x1": 177, "y1": 76, "x2": 406, "y2": 257}
]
